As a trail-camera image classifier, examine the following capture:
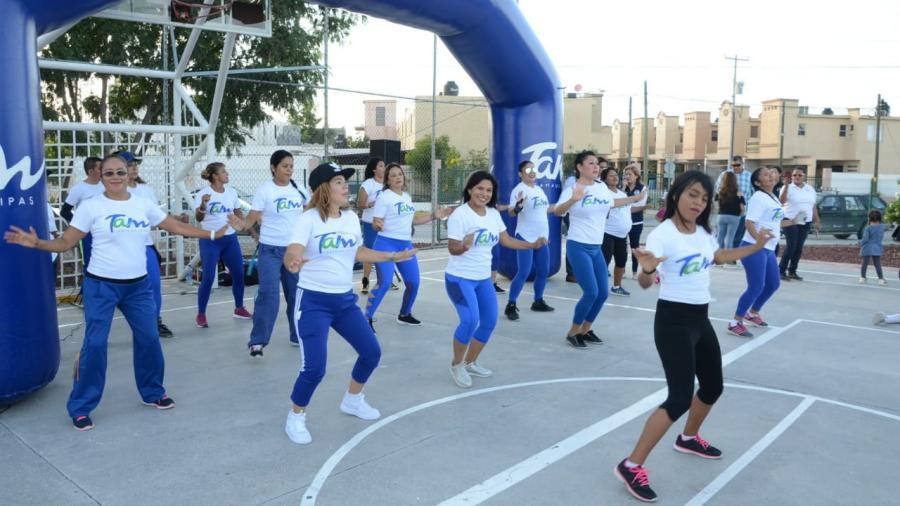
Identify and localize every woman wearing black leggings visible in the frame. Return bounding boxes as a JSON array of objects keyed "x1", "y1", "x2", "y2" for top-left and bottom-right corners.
[{"x1": 614, "y1": 171, "x2": 772, "y2": 503}]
